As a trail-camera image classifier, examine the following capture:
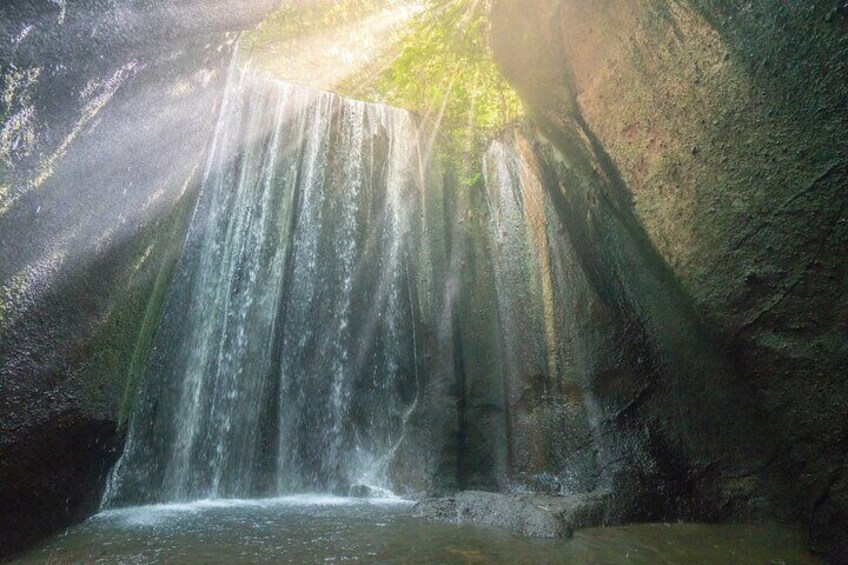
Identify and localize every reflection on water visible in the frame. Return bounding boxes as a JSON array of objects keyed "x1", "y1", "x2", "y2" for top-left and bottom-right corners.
[{"x1": 17, "y1": 496, "x2": 816, "y2": 564}]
